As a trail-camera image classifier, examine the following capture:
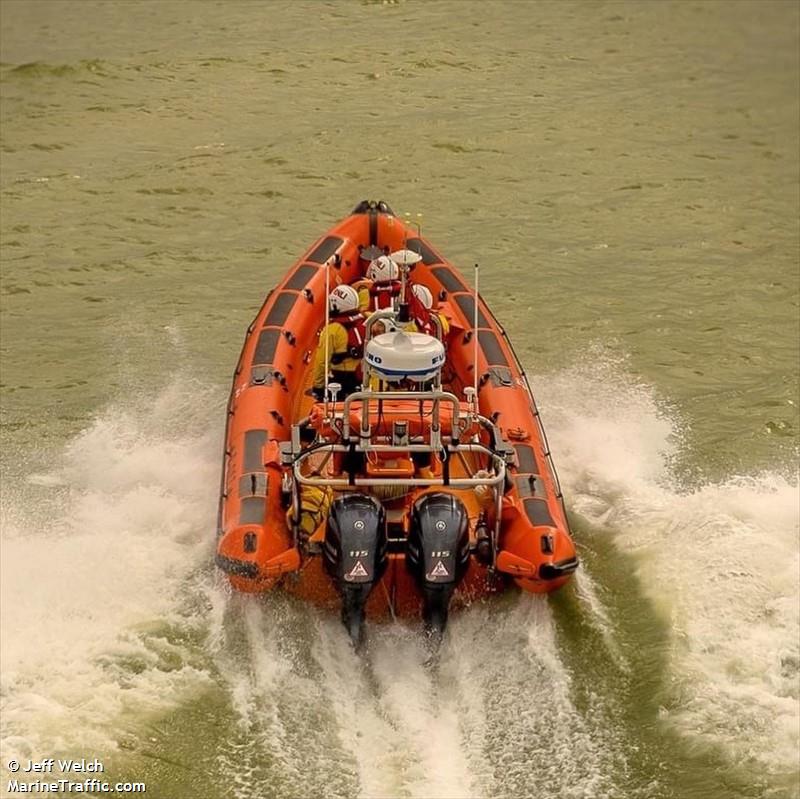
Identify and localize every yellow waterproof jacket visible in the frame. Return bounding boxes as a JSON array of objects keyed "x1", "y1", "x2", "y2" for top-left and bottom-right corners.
[
  {"x1": 312, "y1": 321, "x2": 362, "y2": 389},
  {"x1": 352, "y1": 279, "x2": 373, "y2": 313},
  {"x1": 404, "y1": 313, "x2": 450, "y2": 337}
]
